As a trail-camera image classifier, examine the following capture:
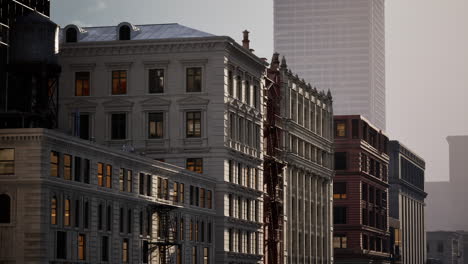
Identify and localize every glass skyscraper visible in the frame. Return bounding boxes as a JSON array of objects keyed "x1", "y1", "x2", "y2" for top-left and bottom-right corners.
[{"x1": 274, "y1": 0, "x2": 386, "y2": 130}]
